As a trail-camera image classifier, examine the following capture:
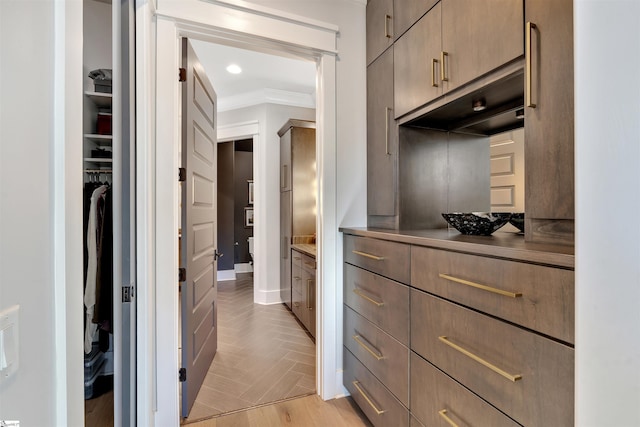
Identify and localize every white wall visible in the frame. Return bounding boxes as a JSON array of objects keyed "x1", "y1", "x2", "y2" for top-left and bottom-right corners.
[
  {"x1": 218, "y1": 103, "x2": 315, "y2": 304},
  {"x1": 575, "y1": 1, "x2": 640, "y2": 425},
  {"x1": 0, "y1": 0, "x2": 55, "y2": 424}
]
